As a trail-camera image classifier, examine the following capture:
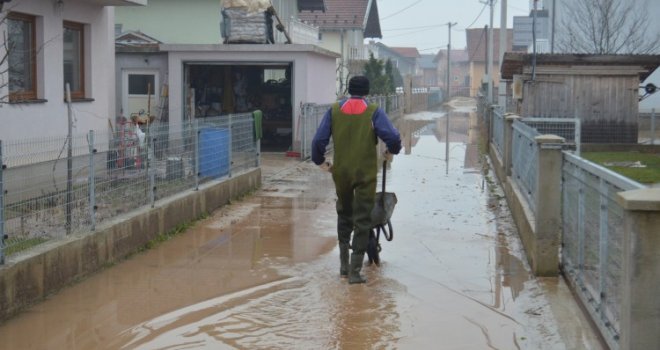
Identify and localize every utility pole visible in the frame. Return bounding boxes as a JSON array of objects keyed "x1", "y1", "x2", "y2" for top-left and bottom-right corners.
[
  {"x1": 532, "y1": 0, "x2": 538, "y2": 80},
  {"x1": 446, "y1": 22, "x2": 457, "y2": 173},
  {"x1": 480, "y1": 0, "x2": 495, "y2": 104},
  {"x1": 550, "y1": 0, "x2": 556, "y2": 53},
  {"x1": 499, "y1": 0, "x2": 507, "y2": 107}
]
